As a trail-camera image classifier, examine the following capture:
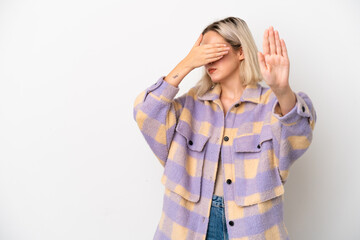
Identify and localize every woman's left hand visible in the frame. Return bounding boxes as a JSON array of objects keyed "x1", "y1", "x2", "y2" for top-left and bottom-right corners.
[{"x1": 257, "y1": 26, "x2": 291, "y2": 96}]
